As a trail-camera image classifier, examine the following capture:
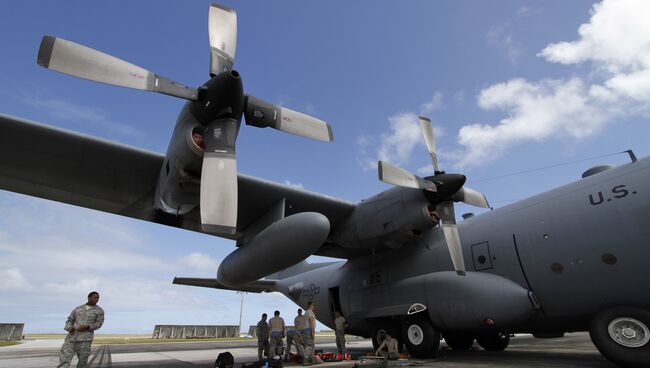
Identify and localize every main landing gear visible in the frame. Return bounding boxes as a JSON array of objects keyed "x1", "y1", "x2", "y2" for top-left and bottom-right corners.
[
  {"x1": 402, "y1": 316, "x2": 440, "y2": 358},
  {"x1": 476, "y1": 329, "x2": 510, "y2": 351},
  {"x1": 589, "y1": 306, "x2": 650, "y2": 368}
]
